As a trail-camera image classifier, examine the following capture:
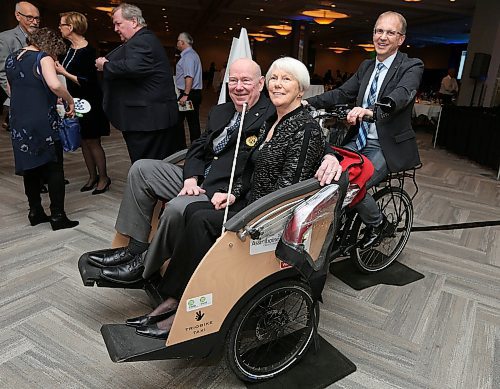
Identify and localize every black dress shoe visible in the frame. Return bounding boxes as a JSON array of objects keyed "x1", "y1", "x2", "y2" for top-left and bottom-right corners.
[
  {"x1": 28, "y1": 208, "x2": 50, "y2": 226},
  {"x1": 49, "y1": 213, "x2": 79, "y2": 231},
  {"x1": 80, "y1": 176, "x2": 98, "y2": 192},
  {"x1": 87, "y1": 247, "x2": 137, "y2": 268},
  {"x1": 135, "y1": 323, "x2": 170, "y2": 339},
  {"x1": 126, "y1": 308, "x2": 177, "y2": 328},
  {"x1": 360, "y1": 216, "x2": 388, "y2": 250},
  {"x1": 100, "y1": 255, "x2": 144, "y2": 284},
  {"x1": 92, "y1": 178, "x2": 111, "y2": 195}
]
